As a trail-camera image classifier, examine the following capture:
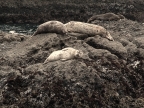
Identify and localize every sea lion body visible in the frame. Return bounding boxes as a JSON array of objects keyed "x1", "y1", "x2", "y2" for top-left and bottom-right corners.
[
  {"x1": 65, "y1": 21, "x2": 114, "y2": 41},
  {"x1": 44, "y1": 50, "x2": 63, "y2": 62},
  {"x1": 9, "y1": 31, "x2": 16, "y2": 34},
  {"x1": 87, "y1": 13, "x2": 125, "y2": 23},
  {"x1": 32, "y1": 21, "x2": 67, "y2": 36},
  {"x1": 44, "y1": 47, "x2": 83, "y2": 63}
]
